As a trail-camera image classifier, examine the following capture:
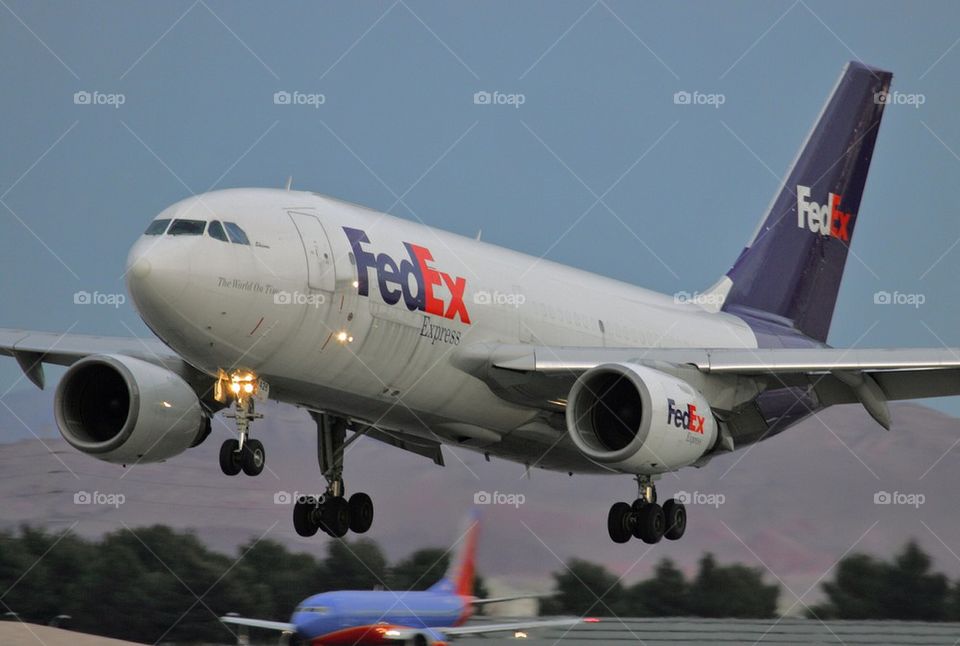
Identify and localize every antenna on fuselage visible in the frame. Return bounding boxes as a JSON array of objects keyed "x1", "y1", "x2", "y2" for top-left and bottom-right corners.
[
  {"x1": 475, "y1": 229, "x2": 482, "y2": 240},
  {"x1": 285, "y1": 176, "x2": 293, "y2": 191}
]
